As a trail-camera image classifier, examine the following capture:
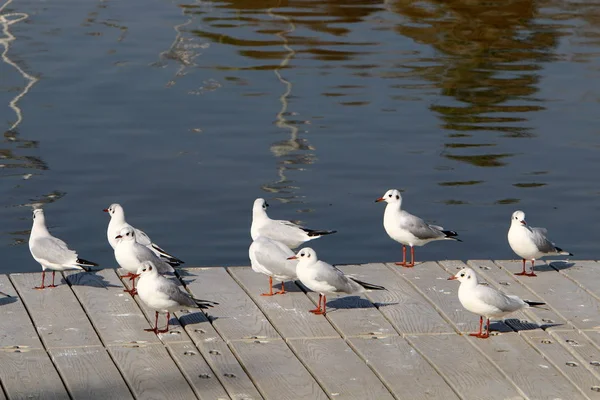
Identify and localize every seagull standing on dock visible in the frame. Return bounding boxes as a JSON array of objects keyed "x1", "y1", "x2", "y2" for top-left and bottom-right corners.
[
  {"x1": 249, "y1": 236, "x2": 298, "y2": 296},
  {"x1": 29, "y1": 209, "x2": 98, "y2": 289},
  {"x1": 251, "y1": 198, "x2": 337, "y2": 249},
  {"x1": 136, "y1": 261, "x2": 218, "y2": 334},
  {"x1": 288, "y1": 248, "x2": 385, "y2": 315},
  {"x1": 114, "y1": 227, "x2": 175, "y2": 295},
  {"x1": 507, "y1": 210, "x2": 572, "y2": 277},
  {"x1": 448, "y1": 267, "x2": 545, "y2": 338},
  {"x1": 376, "y1": 189, "x2": 461, "y2": 267},
  {"x1": 104, "y1": 203, "x2": 184, "y2": 266}
]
